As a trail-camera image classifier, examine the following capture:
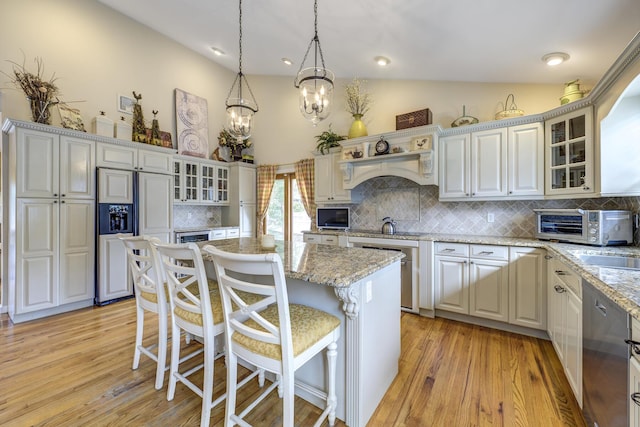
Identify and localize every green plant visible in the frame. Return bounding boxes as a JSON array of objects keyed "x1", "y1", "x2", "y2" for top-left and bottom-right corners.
[{"x1": 315, "y1": 125, "x2": 345, "y2": 154}]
